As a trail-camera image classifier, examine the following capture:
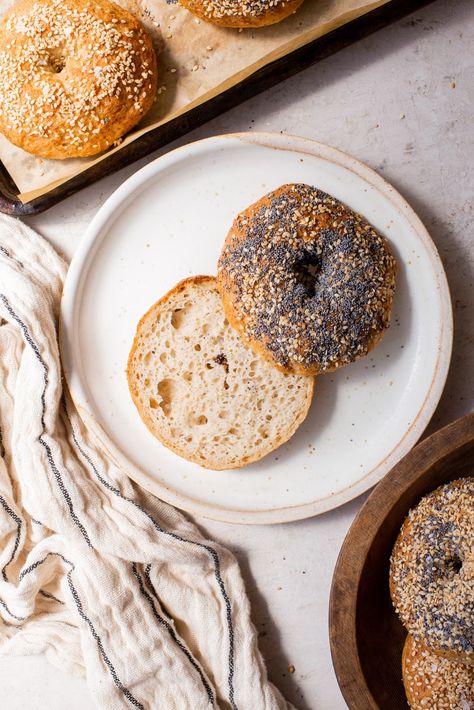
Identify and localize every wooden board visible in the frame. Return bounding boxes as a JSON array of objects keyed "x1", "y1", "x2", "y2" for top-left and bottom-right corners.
[
  {"x1": 0, "y1": 0, "x2": 433, "y2": 216},
  {"x1": 329, "y1": 412, "x2": 474, "y2": 709}
]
